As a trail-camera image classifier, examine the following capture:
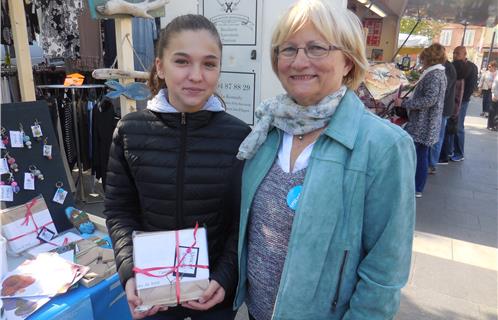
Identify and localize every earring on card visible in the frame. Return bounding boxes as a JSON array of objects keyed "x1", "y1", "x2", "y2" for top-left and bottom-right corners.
[
  {"x1": 29, "y1": 165, "x2": 44, "y2": 181},
  {"x1": 31, "y1": 119, "x2": 43, "y2": 141},
  {"x1": 19, "y1": 123, "x2": 32, "y2": 149},
  {"x1": 42, "y1": 137, "x2": 52, "y2": 160},
  {"x1": 5, "y1": 152, "x2": 19, "y2": 172}
]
